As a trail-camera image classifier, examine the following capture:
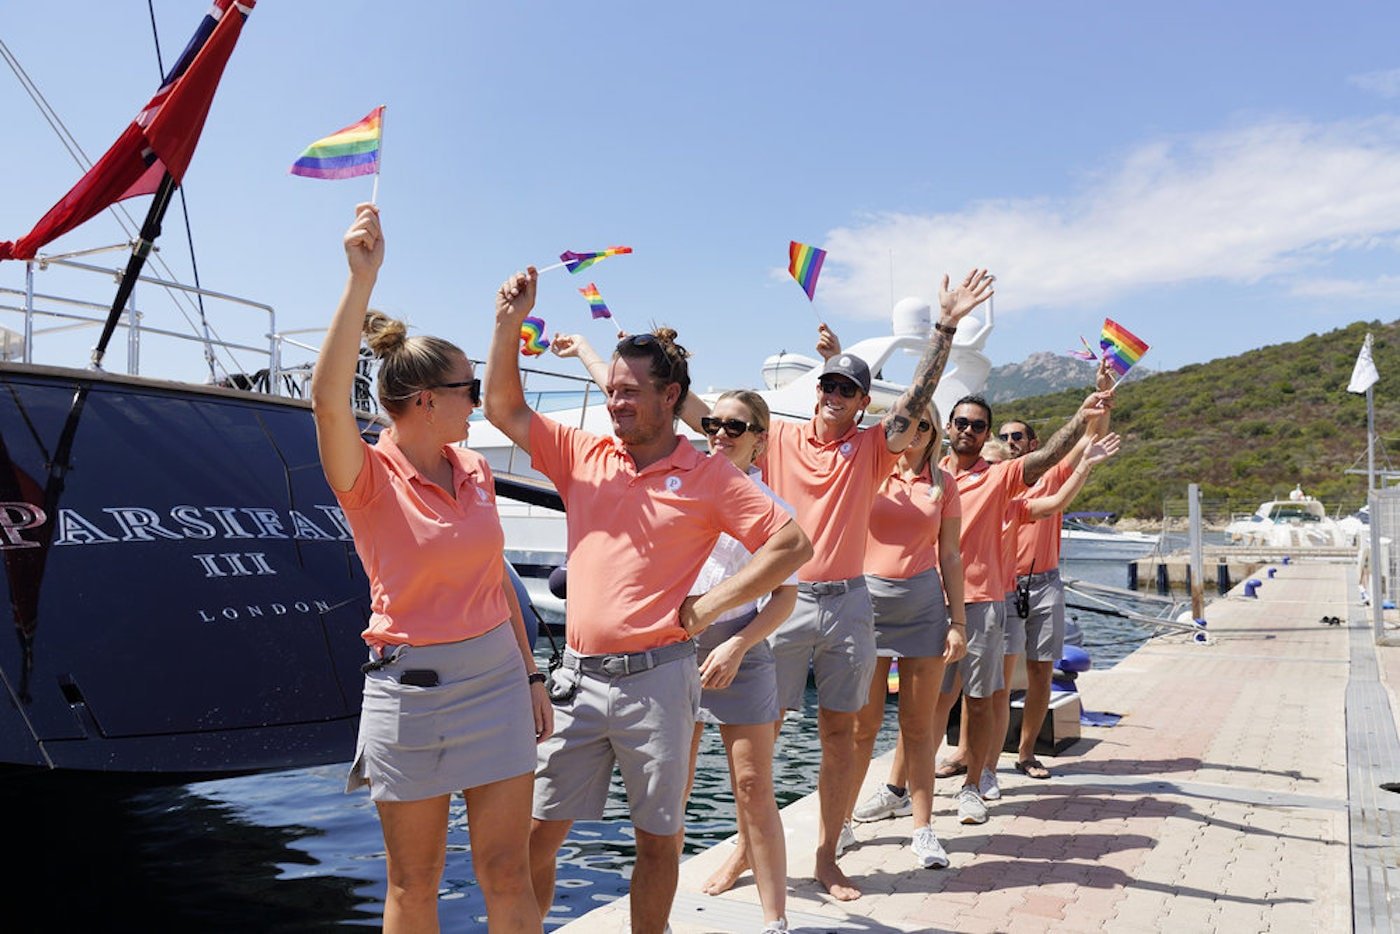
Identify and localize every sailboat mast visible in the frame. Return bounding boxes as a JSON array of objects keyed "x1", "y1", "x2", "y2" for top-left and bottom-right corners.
[{"x1": 89, "y1": 171, "x2": 178, "y2": 370}]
